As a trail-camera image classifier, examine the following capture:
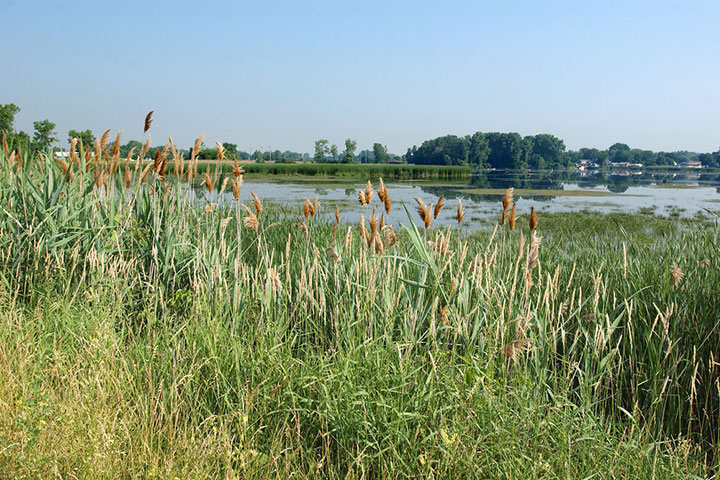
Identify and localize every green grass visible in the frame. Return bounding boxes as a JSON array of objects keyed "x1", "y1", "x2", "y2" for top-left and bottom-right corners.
[
  {"x1": 208, "y1": 161, "x2": 473, "y2": 179},
  {"x1": 0, "y1": 148, "x2": 718, "y2": 478}
]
